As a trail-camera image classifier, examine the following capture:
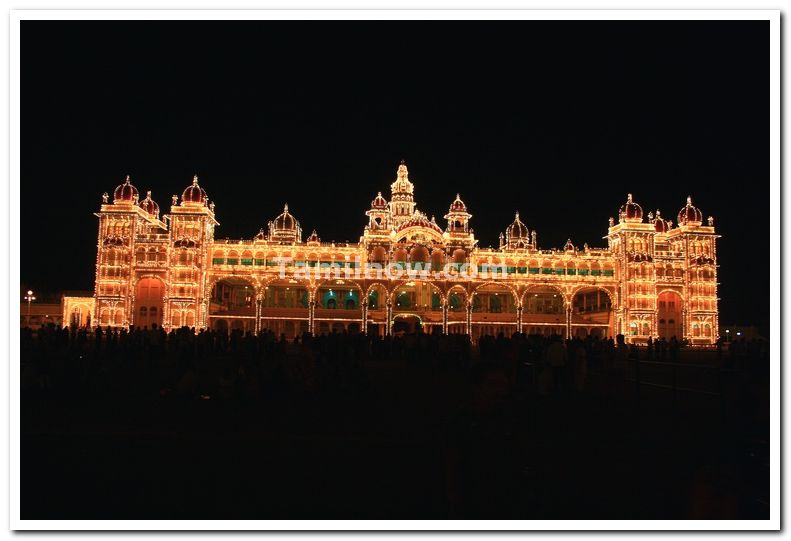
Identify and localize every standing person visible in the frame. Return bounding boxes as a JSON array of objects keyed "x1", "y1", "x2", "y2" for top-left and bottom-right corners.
[{"x1": 545, "y1": 335, "x2": 566, "y2": 393}]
